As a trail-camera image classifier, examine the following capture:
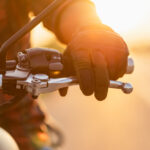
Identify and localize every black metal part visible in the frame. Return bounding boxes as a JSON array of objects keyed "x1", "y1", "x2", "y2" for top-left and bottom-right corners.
[
  {"x1": 6, "y1": 60, "x2": 17, "y2": 70},
  {"x1": 0, "y1": 0, "x2": 65, "y2": 74},
  {"x1": 2, "y1": 78, "x2": 20, "y2": 95},
  {"x1": 25, "y1": 48, "x2": 62, "y2": 74}
]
